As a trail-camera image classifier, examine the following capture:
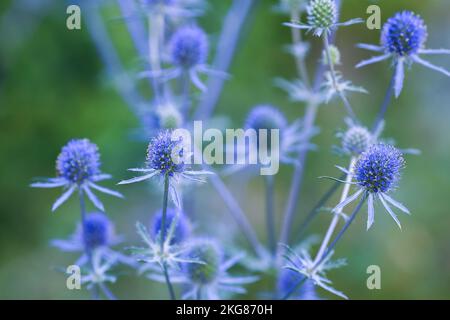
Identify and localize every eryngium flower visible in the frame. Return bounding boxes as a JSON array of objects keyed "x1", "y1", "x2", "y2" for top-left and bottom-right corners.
[
  {"x1": 170, "y1": 26, "x2": 208, "y2": 68},
  {"x1": 31, "y1": 139, "x2": 122, "y2": 211},
  {"x1": 51, "y1": 212, "x2": 135, "y2": 267},
  {"x1": 151, "y1": 208, "x2": 190, "y2": 245},
  {"x1": 118, "y1": 130, "x2": 212, "y2": 207},
  {"x1": 356, "y1": 11, "x2": 450, "y2": 97},
  {"x1": 284, "y1": 0, "x2": 362, "y2": 37},
  {"x1": 333, "y1": 144, "x2": 410, "y2": 229}
]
